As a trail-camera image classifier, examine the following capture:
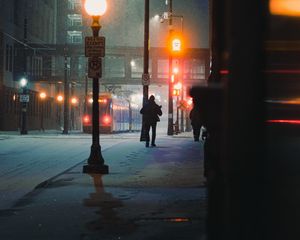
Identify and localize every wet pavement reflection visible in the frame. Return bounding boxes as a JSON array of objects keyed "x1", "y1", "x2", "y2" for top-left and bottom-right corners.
[{"x1": 84, "y1": 174, "x2": 137, "y2": 236}]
